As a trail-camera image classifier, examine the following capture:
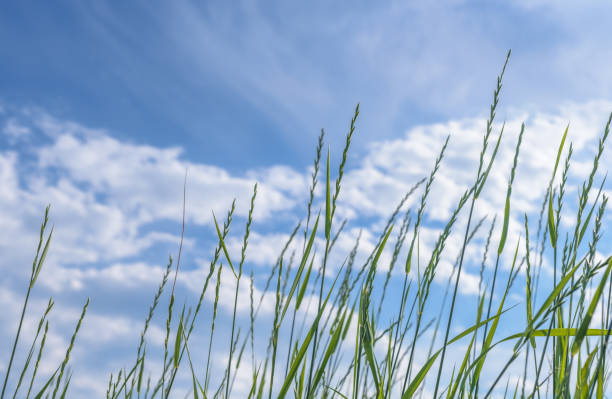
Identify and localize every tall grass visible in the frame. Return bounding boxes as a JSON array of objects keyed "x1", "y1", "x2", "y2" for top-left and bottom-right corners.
[{"x1": 3, "y1": 51, "x2": 612, "y2": 398}]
